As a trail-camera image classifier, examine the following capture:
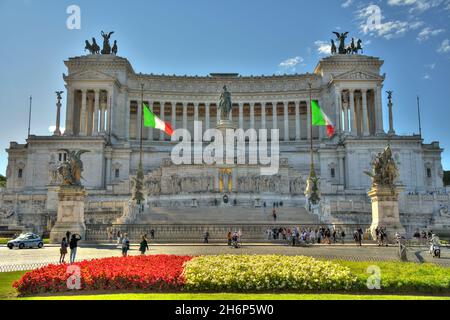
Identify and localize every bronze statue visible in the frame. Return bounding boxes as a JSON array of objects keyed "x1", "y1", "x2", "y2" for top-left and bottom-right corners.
[
  {"x1": 386, "y1": 90, "x2": 393, "y2": 104},
  {"x1": 356, "y1": 39, "x2": 363, "y2": 54},
  {"x1": 84, "y1": 38, "x2": 100, "y2": 55},
  {"x1": 365, "y1": 146, "x2": 399, "y2": 188},
  {"x1": 101, "y1": 31, "x2": 114, "y2": 54},
  {"x1": 56, "y1": 149, "x2": 89, "y2": 186},
  {"x1": 112, "y1": 40, "x2": 118, "y2": 55},
  {"x1": 55, "y1": 91, "x2": 64, "y2": 101},
  {"x1": 331, "y1": 40, "x2": 337, "y2": 55},
  {"x1": 218, "y1": 85, "x2": 233, "y2": 121},
  {"x1": 332, "y1": 31, "x2": 349, "y2": 54}
]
